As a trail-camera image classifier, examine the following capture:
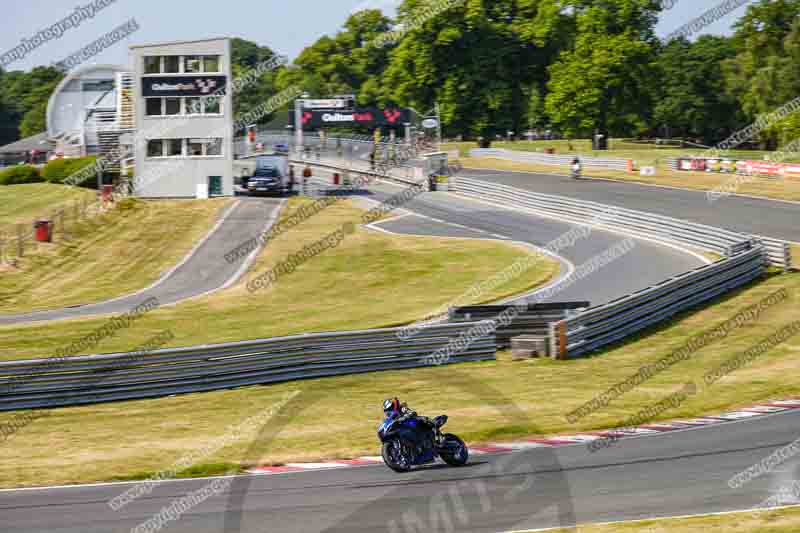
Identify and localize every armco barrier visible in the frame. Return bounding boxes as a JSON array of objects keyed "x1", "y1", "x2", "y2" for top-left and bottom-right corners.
[
  {"x1": 290, "y1": 158, "x2": 423, "y2": 187},
  {"x1": 452, "y1": 177, "x2": 755, "y2": 257},
  {"x1": 449, "y1": 302, "x2": 590, "y2": 348},
  {"x1": 755, "y1": 235, "x2": 793, "y2": 271},
  {"x1": 469, "y1": 148, "x2": 632, "y2": 171},
  {"x1": 549, "y1": 247, "x2": 765, "y2": 358},
  {"x1": 0, "y1": 323, "x2": 495, "y2": 411},
  {"x1": 446, "y1": 178, "x2": 778, "y2": 359}
]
